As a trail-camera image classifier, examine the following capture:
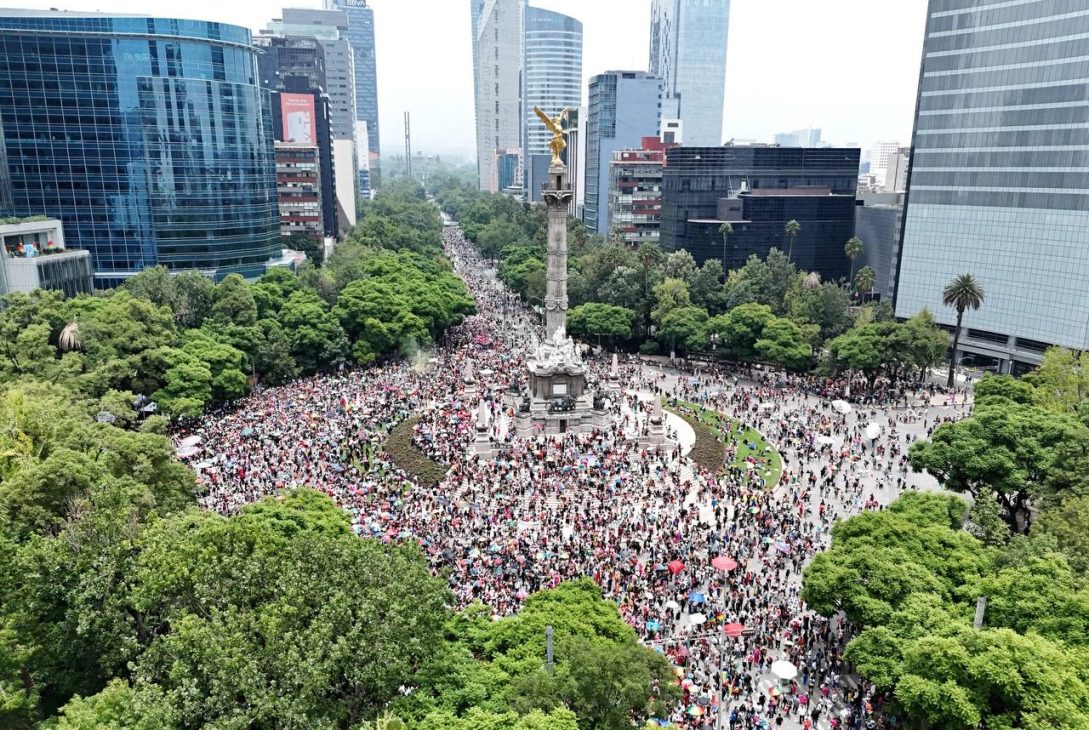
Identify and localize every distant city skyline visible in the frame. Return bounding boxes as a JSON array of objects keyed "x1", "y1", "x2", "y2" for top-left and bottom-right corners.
[{"x1": 10, "y1": 0, "x2": 928, "y2": 159}]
